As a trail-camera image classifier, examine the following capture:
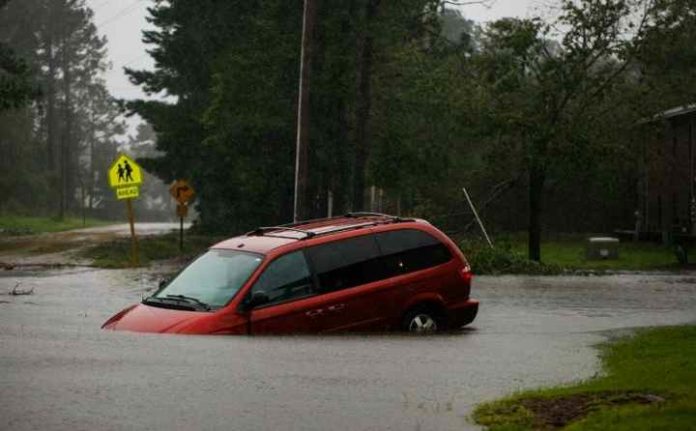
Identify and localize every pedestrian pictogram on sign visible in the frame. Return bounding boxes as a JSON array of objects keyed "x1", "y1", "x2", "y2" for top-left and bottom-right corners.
[{"x1": 108, "y1": 154, "x2": 143, "y2": 188}]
